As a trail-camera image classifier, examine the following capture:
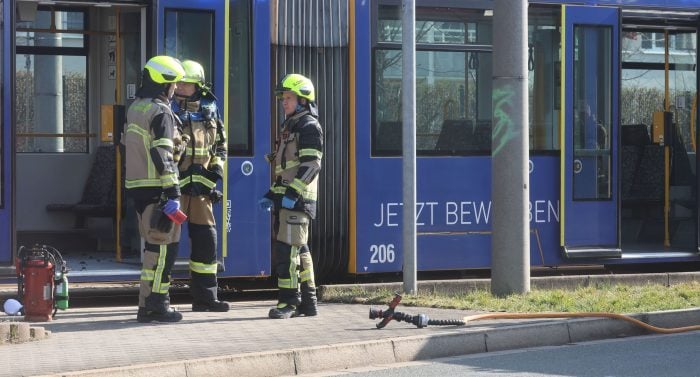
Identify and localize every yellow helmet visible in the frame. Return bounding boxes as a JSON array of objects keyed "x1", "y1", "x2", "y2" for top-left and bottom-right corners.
[
  {"x1": 144, "y1": 55, "x2": 185, "y2": 84},
  {"x1": 180, "y1": 60, "x2": 206, "y2": 87},
  {"x1": 275, "y1": 73, "x2": 315, "y2": 102}
]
